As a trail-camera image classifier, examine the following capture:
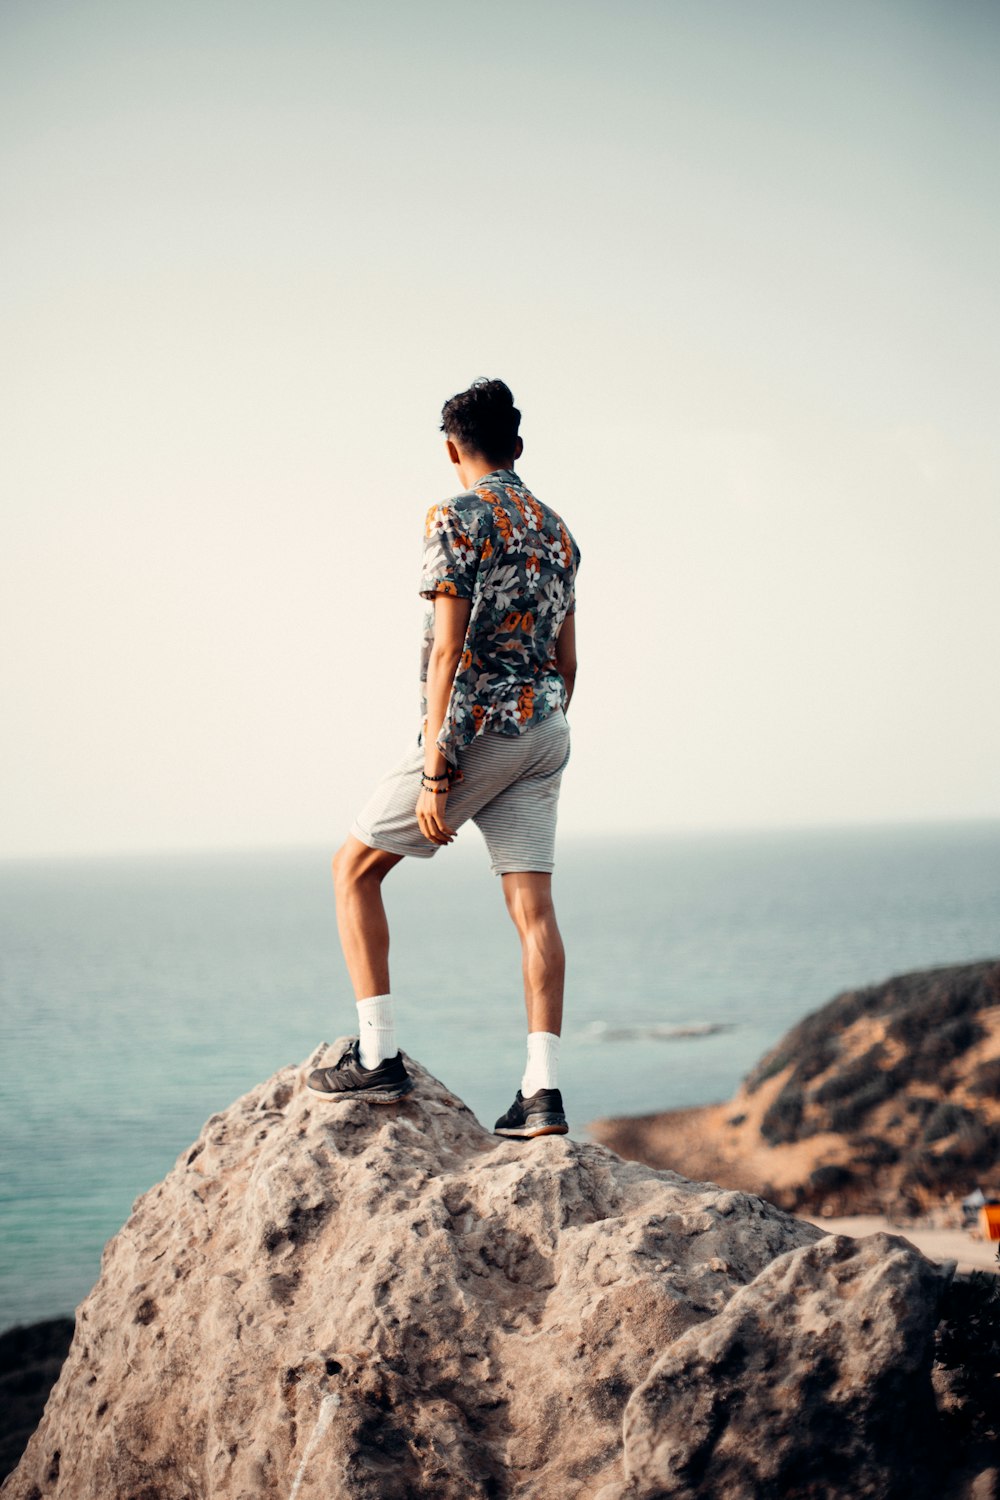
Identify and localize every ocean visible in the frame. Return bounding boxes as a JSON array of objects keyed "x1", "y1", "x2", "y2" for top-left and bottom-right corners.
[{"x1": 2, "y1": 822, "x2": 999, "y2": 1333}]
